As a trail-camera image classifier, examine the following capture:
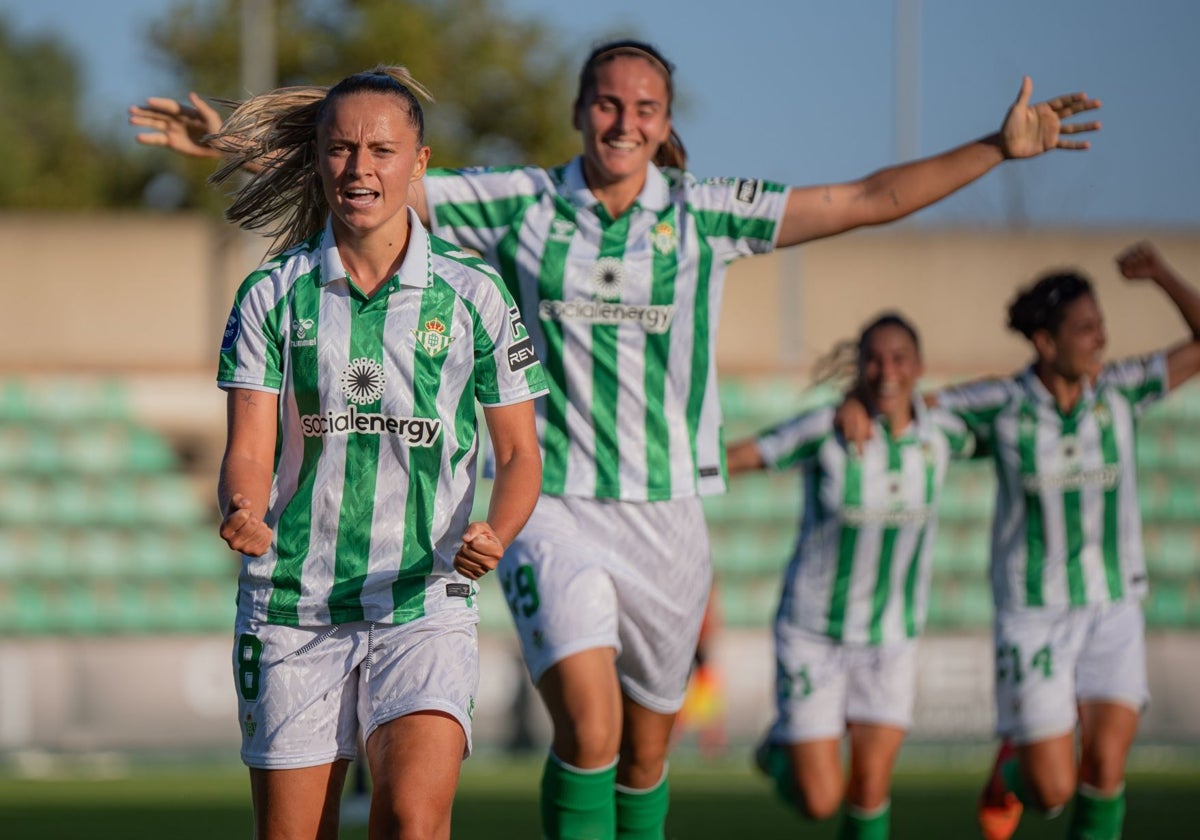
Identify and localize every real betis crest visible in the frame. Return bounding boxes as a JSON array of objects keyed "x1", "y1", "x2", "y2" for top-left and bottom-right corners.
[
  {"x1": 650, "y1": 221, "x2": 677, "y2": 255},
  {"x1": 413, "y1": 317, "x2": 455, "y2": 356}
]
